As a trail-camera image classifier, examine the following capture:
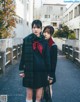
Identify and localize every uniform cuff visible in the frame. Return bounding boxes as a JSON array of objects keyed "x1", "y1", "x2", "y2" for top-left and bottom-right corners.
[
  {"x1": 19, "y1": 70, "x2": 24, "y2": 73},
  {"x1": 49, "y1": 76, "x2": 53, "y2": 80},
  {"x1": 48, "y1": 76, "x2": 53, "y2": 80}
]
